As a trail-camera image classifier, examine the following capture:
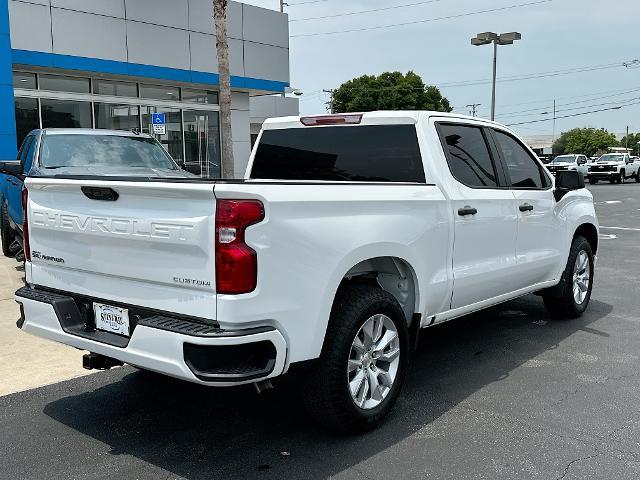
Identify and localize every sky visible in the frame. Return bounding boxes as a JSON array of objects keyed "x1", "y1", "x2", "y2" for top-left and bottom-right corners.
[{"x1": 244, "y1": 0, "x2": 640, "y2": 142}]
